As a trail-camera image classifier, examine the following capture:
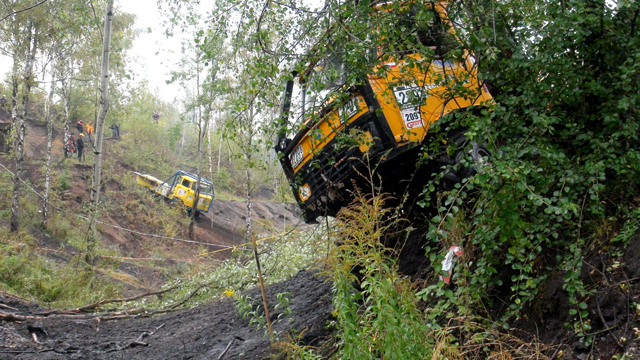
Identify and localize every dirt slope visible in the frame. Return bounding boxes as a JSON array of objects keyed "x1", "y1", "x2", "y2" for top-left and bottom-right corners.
[
  {"x1": 0, "y1": 270, "x2": 333, "y2": 360},
  {"x1": 0, "y1": 115, "x2": 304, "y2": 295}
]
